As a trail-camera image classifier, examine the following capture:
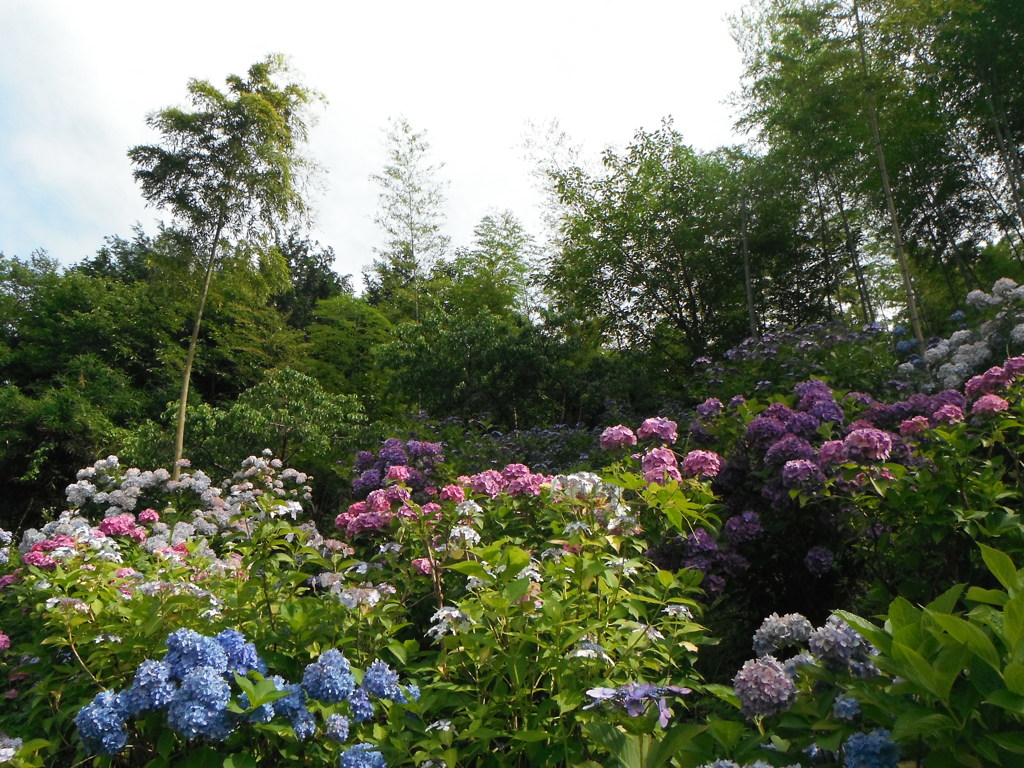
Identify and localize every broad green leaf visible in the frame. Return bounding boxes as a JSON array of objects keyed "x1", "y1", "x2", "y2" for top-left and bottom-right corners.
[
  {"x1": 926, "y1": 611, "x2": 1001, "y2": 670},
  {"x1": 980, "y1": 544, "x2": 1019, "y2": 592},
  {"x1": 985, "y1": 689, "x2": 1024, "y2": 716},
  {"x1": 989, "y1": 731, "x2": 1024, "y2": 754},
  {"x1": 223, "y1": 756, "x2": 258, "y2": 768},
  {"x1": 893, "y1": 708, "x2": 957, "y2": 740},
  {"x1": 1004, "y1": 663, "x2": 1024, "y2": 696}
]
